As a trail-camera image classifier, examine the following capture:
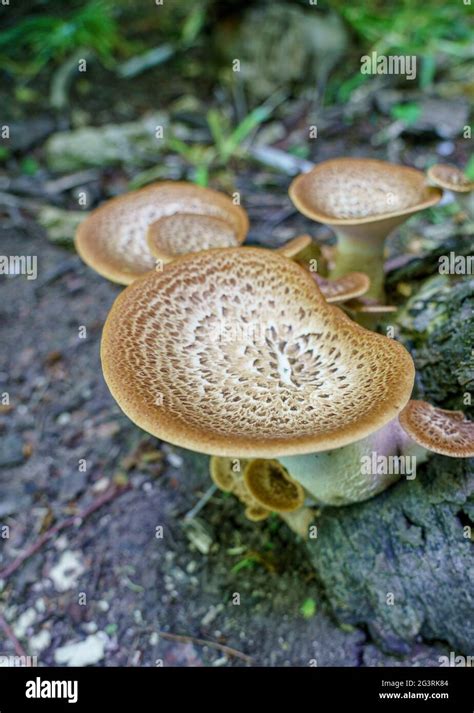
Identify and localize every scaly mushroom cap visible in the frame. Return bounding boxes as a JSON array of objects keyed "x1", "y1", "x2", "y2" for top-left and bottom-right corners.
[
  {"x1": 101, "y1": 247, "x2": 415, "y2": 457},
  {"x1": 399, "y1": 400, "x2": 474, "y2": 458},
  {"x1": 289, "y1": 158, "x2": 442, "y2": 225},
  {"x1": 75, "y1": 181, "x2": 249, "y2": 284},
  {"x1": 276, "y1": 234, "x2": 312, "y2": 258},
  {"x1": 427, "y1": 164, "x2": 473, "y2": 193},
  {"x1": 147, "y1": 213, "x2": 243, "y2": 263},
  {"x1": 312, "y1": 272, "x2": 370, "y2": 304},
  {"x1": 244, "y1": 459, "x2": 305, "y2": 512}
]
